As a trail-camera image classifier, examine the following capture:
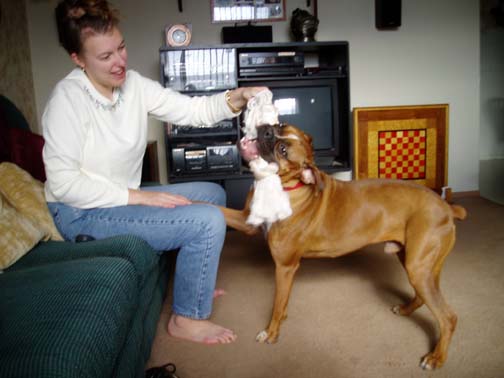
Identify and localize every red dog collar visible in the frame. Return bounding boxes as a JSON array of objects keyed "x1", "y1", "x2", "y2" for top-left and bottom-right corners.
[{"x1": 283, "y1": 182, "x2": 306, "y2": 191}]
